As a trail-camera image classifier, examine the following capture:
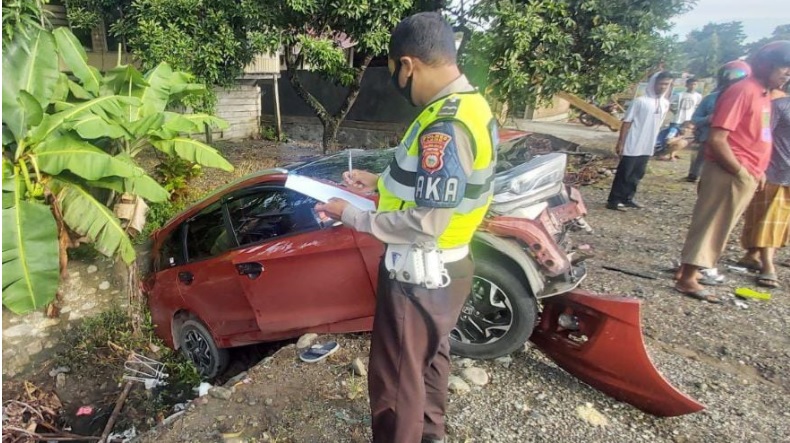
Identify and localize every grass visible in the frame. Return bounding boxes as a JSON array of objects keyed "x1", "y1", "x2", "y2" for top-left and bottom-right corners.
[{"x1": 55, "y1": 308, "x2": 201, "y2": 422}]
